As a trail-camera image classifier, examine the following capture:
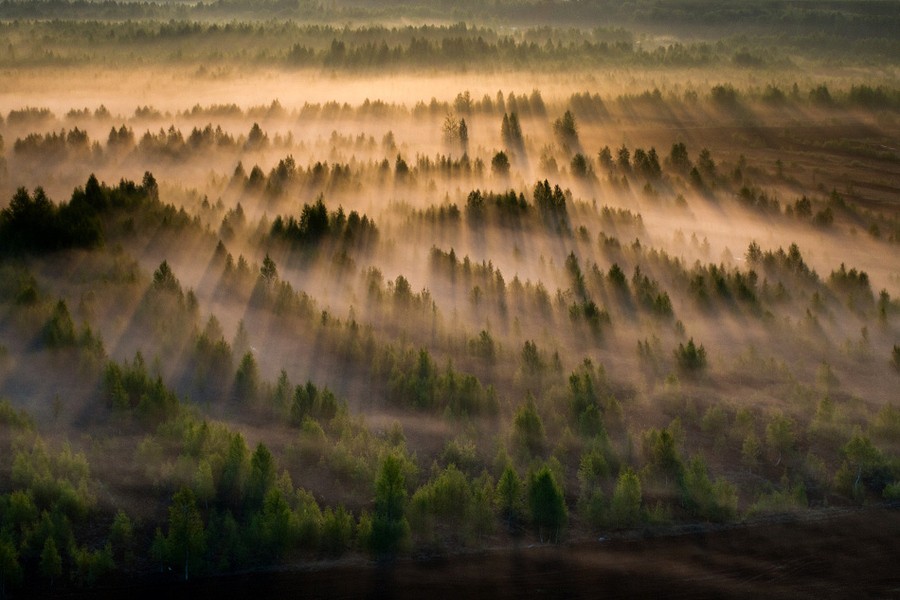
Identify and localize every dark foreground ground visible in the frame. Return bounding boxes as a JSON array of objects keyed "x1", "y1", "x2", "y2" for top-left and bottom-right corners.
[{"x1": 50, "y1": 506, "x2": 900, "y2": 599}]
